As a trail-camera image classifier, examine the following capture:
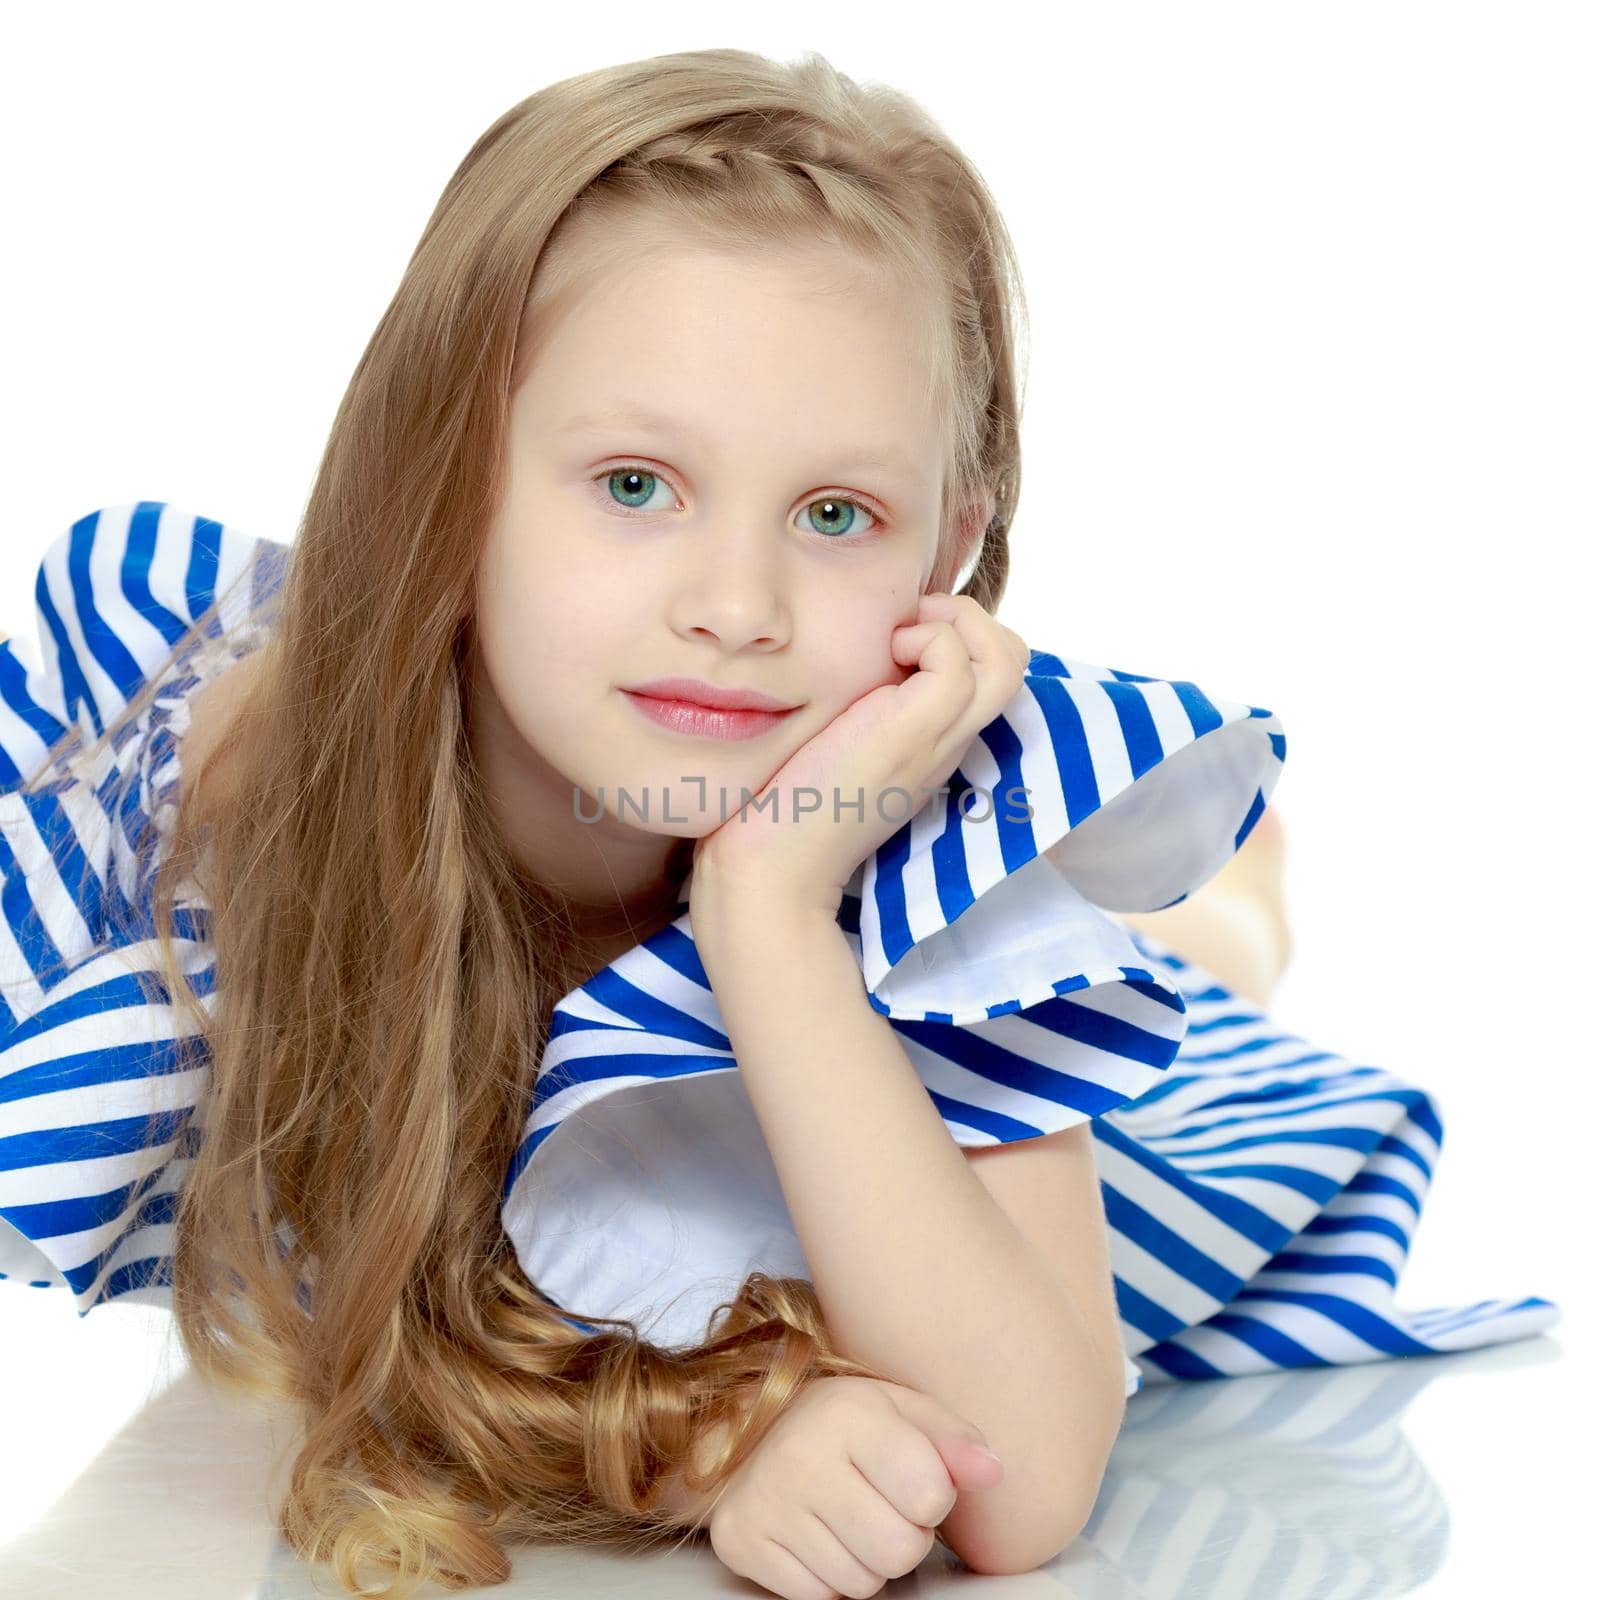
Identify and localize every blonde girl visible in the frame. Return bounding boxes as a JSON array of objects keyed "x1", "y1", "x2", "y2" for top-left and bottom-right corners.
[{"x1": 1, "y1": 44, "x2": 1554, "y2": 1600}]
